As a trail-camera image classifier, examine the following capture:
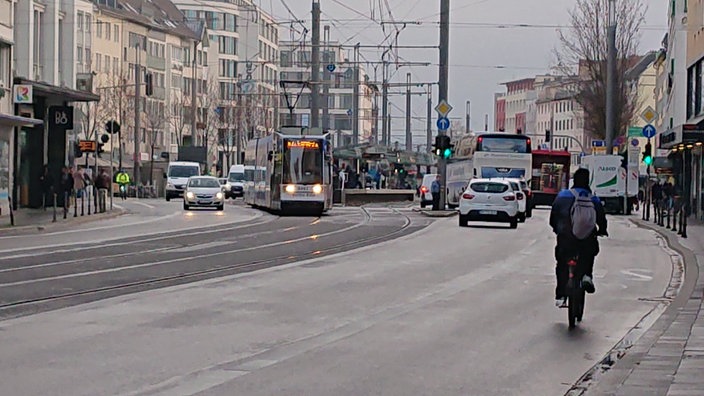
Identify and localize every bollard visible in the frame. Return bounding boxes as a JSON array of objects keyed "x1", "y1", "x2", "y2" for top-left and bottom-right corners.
[
  {"x1": 81, "y1": 190, "x2": 85, "y2": 216},
  {"x1": 8, "y1": 196, "x2": 13, "y2": 226},
  {"x1": 64, "y1": 192, "x2": 68, "y2": 219},
  {"x1": 52, "y1": 193, "x2": 57, "y2": 223},
  {"x1": 74, "y1": 191, "x2": 78, "y2": 217},
  {"x1": 672, "y1": 208, "x2": 678, "y2": 232},
  {"x1": 682, "y1": 207, "x2": 688, "y2": 238},
  {"x1": 666, "y1": 207, "x2": 671, "y2": 229},
  {"x1": 87, "y1": 187, "x2": 91, "y2": 216}
]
